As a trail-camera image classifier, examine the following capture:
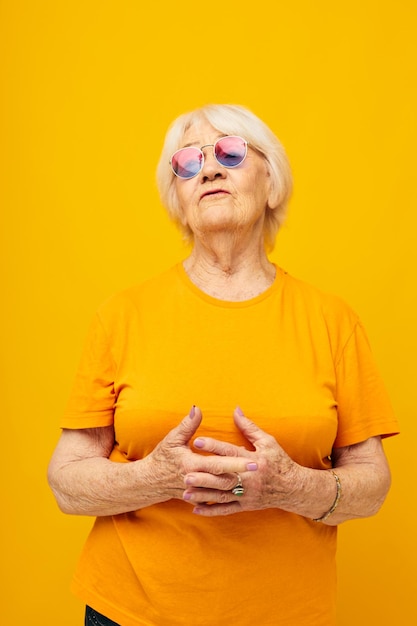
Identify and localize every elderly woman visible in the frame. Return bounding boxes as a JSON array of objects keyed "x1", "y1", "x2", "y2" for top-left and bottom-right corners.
[{"x1": 48, "y1": 104, "x2": 399, "y2": 626}]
